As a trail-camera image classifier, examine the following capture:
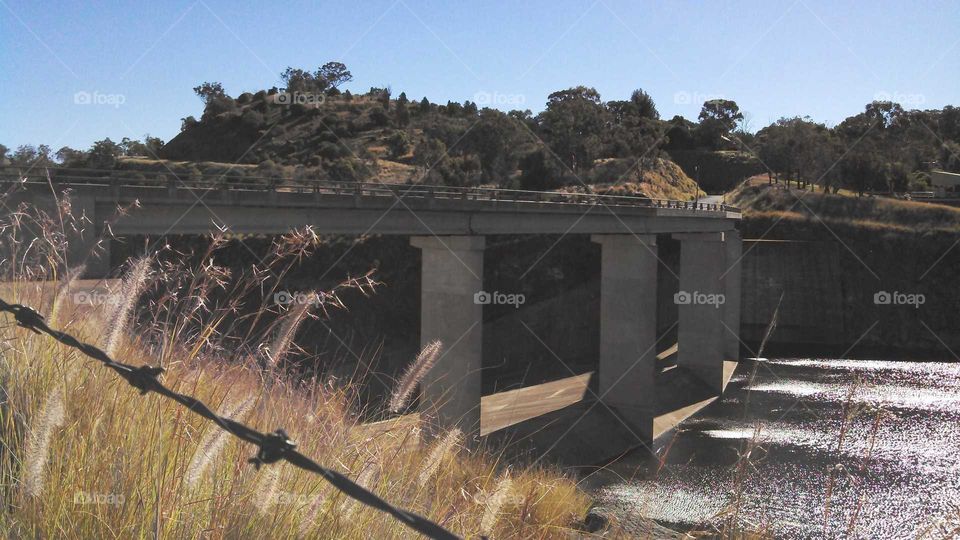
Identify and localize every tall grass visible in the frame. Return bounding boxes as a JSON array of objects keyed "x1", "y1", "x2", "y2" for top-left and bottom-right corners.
[{"x1": 0, "y1": 190, "x2": 590, "y2": 538}]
